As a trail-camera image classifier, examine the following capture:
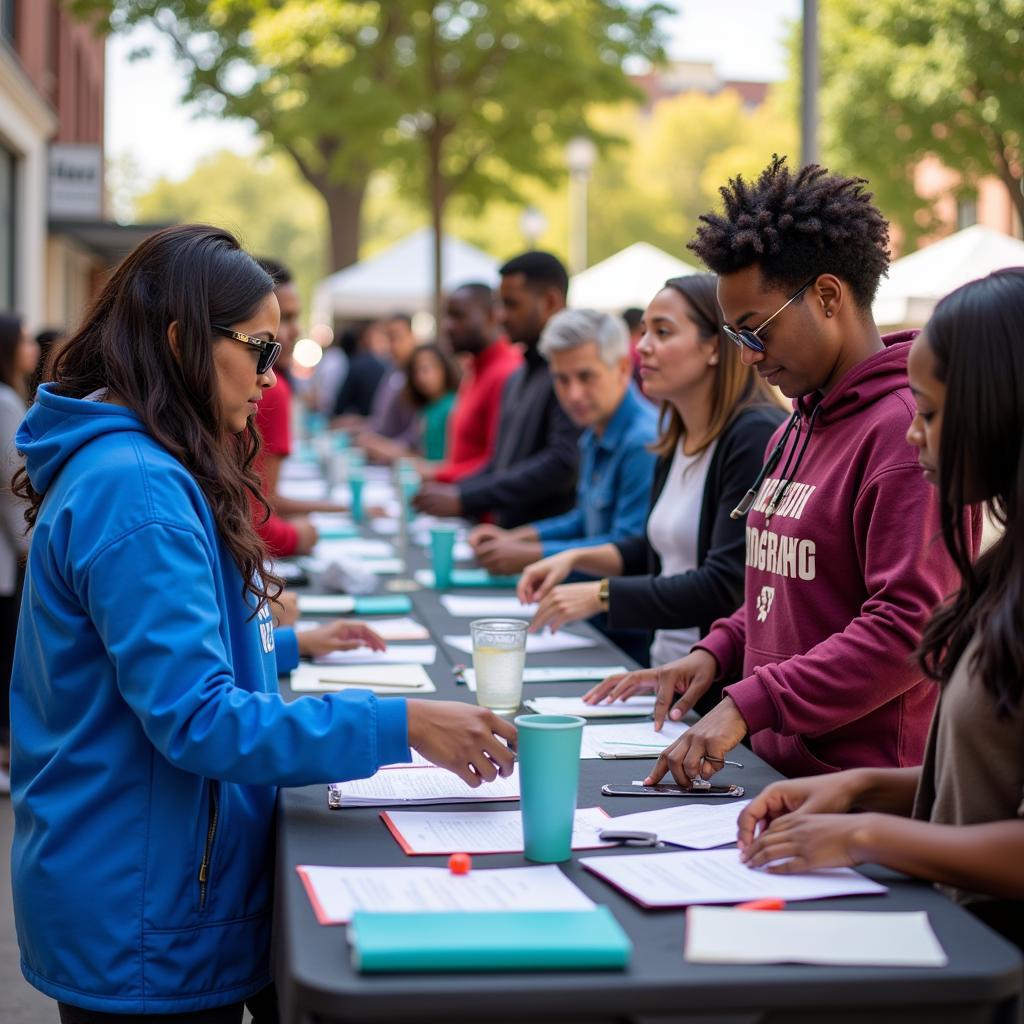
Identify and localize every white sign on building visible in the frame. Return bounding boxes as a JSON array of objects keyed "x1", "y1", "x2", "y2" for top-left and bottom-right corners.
[{"x1": 48, "y1": 143, "x2": 103, "y2": 219}]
